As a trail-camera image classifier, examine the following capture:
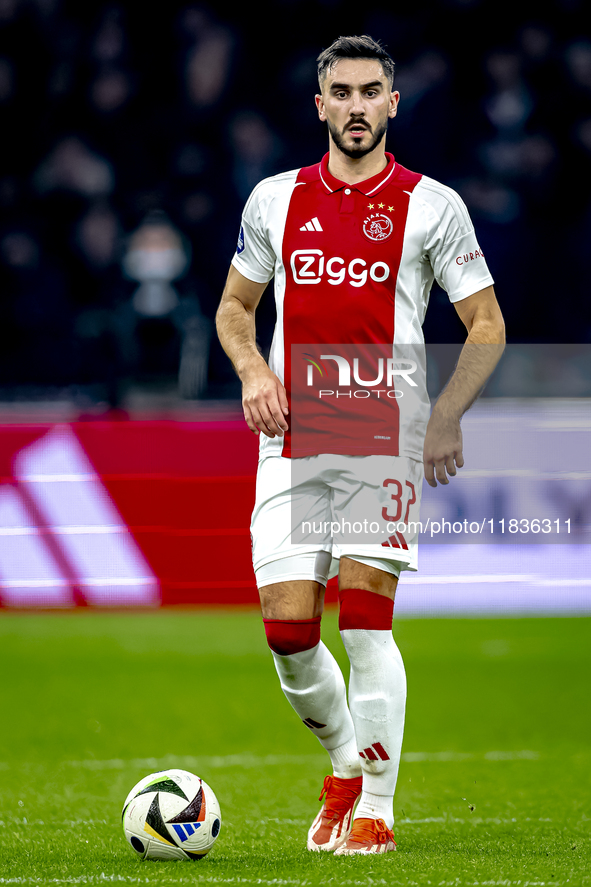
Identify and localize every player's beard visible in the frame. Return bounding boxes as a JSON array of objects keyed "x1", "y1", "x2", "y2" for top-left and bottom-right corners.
[{"x1": 328, "y1": 116, "x2": 389, "y2": 159}]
